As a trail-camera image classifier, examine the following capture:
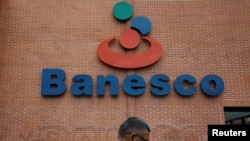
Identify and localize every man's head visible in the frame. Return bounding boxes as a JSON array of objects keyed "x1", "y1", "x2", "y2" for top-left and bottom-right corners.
[{"x1": 118, "y1": 116, "x2": 150, "y2": 141}]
